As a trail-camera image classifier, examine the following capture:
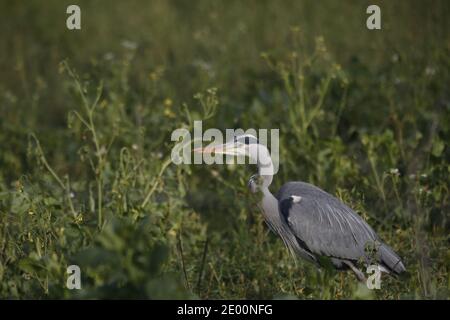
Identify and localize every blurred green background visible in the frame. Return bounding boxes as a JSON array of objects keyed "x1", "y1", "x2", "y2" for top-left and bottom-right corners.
[{"x1": 0, "y1": 0, "x2": 448, "y2": 299}]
